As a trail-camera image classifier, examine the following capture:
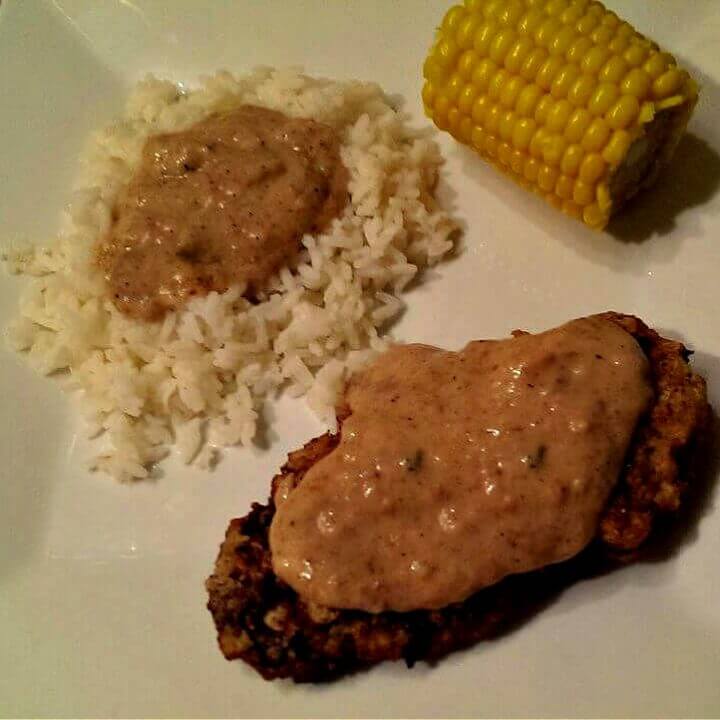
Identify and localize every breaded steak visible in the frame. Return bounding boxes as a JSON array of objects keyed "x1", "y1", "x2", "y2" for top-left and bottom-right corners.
[{"x1": 206, "y1": 313, "x2": 710, "y2": 682}]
